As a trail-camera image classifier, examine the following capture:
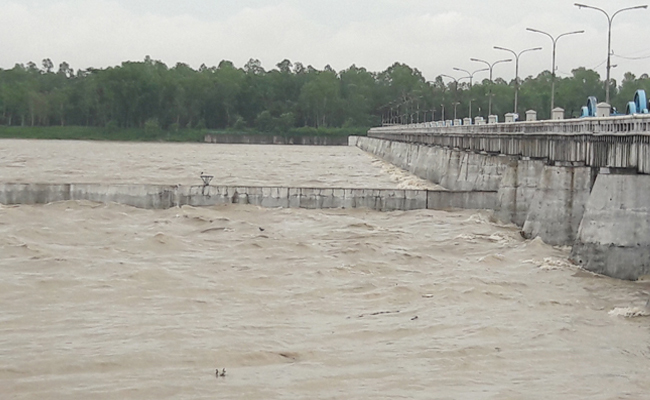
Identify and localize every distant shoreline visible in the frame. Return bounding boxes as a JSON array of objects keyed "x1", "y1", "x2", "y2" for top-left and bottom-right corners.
[{"x1": 0, "y1": 126, "x2": 367, "y2": 143}]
